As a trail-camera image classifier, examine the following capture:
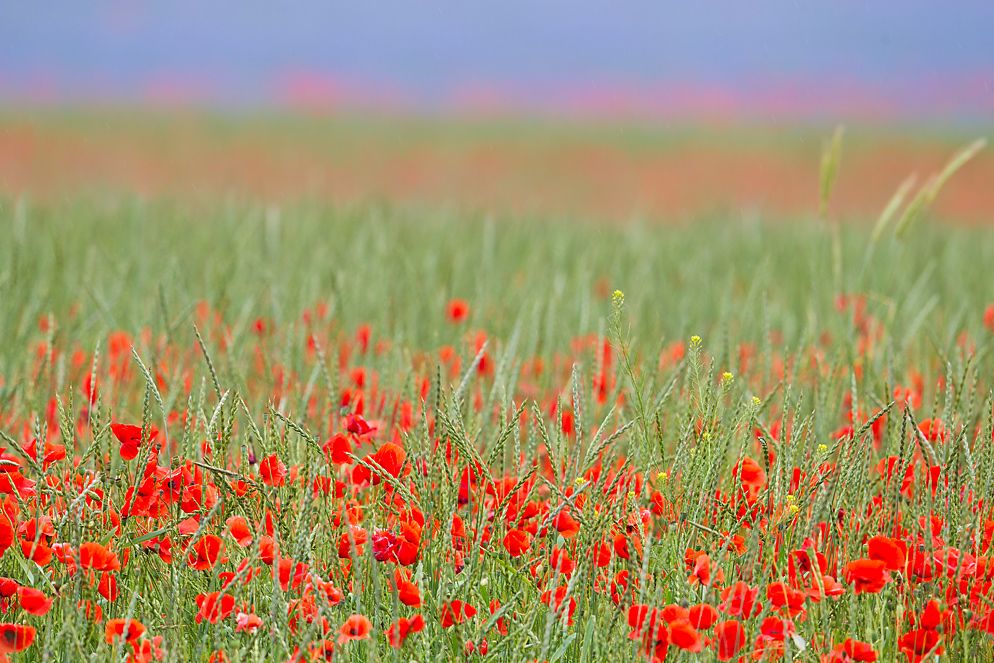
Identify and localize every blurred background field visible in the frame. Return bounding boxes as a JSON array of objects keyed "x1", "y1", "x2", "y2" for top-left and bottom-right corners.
[
  {"x1": 2, "y1": 1, "x2": 993, "y2": 226},
  {"x1": 1, "y1": 112, "x2": 992, "y2": 224}
]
